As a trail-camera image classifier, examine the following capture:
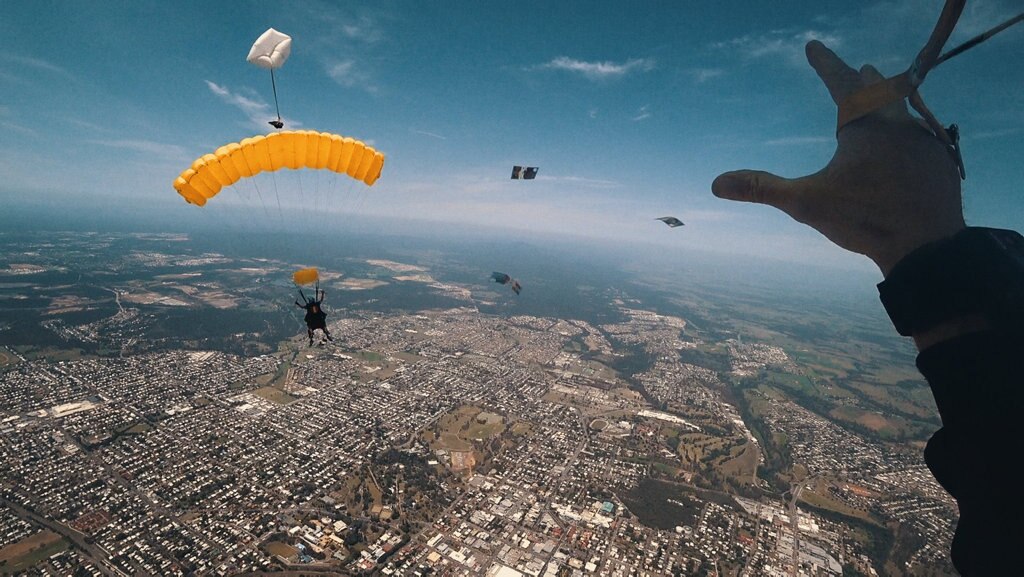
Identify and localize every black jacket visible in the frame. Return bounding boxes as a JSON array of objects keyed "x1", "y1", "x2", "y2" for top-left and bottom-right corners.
[{"x1": 918, "y1": 330, "x2": 1024, "y2": 575}]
